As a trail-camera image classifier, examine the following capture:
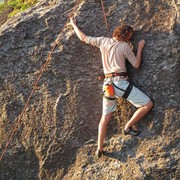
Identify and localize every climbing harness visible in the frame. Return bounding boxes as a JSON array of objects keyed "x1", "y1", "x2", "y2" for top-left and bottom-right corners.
[
  {"x1": 101, "y1": 72, "x2": 133, "y2": 100},
  {"x1": 103, "y1": 82, "x2": 133, "y2": 100}
]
